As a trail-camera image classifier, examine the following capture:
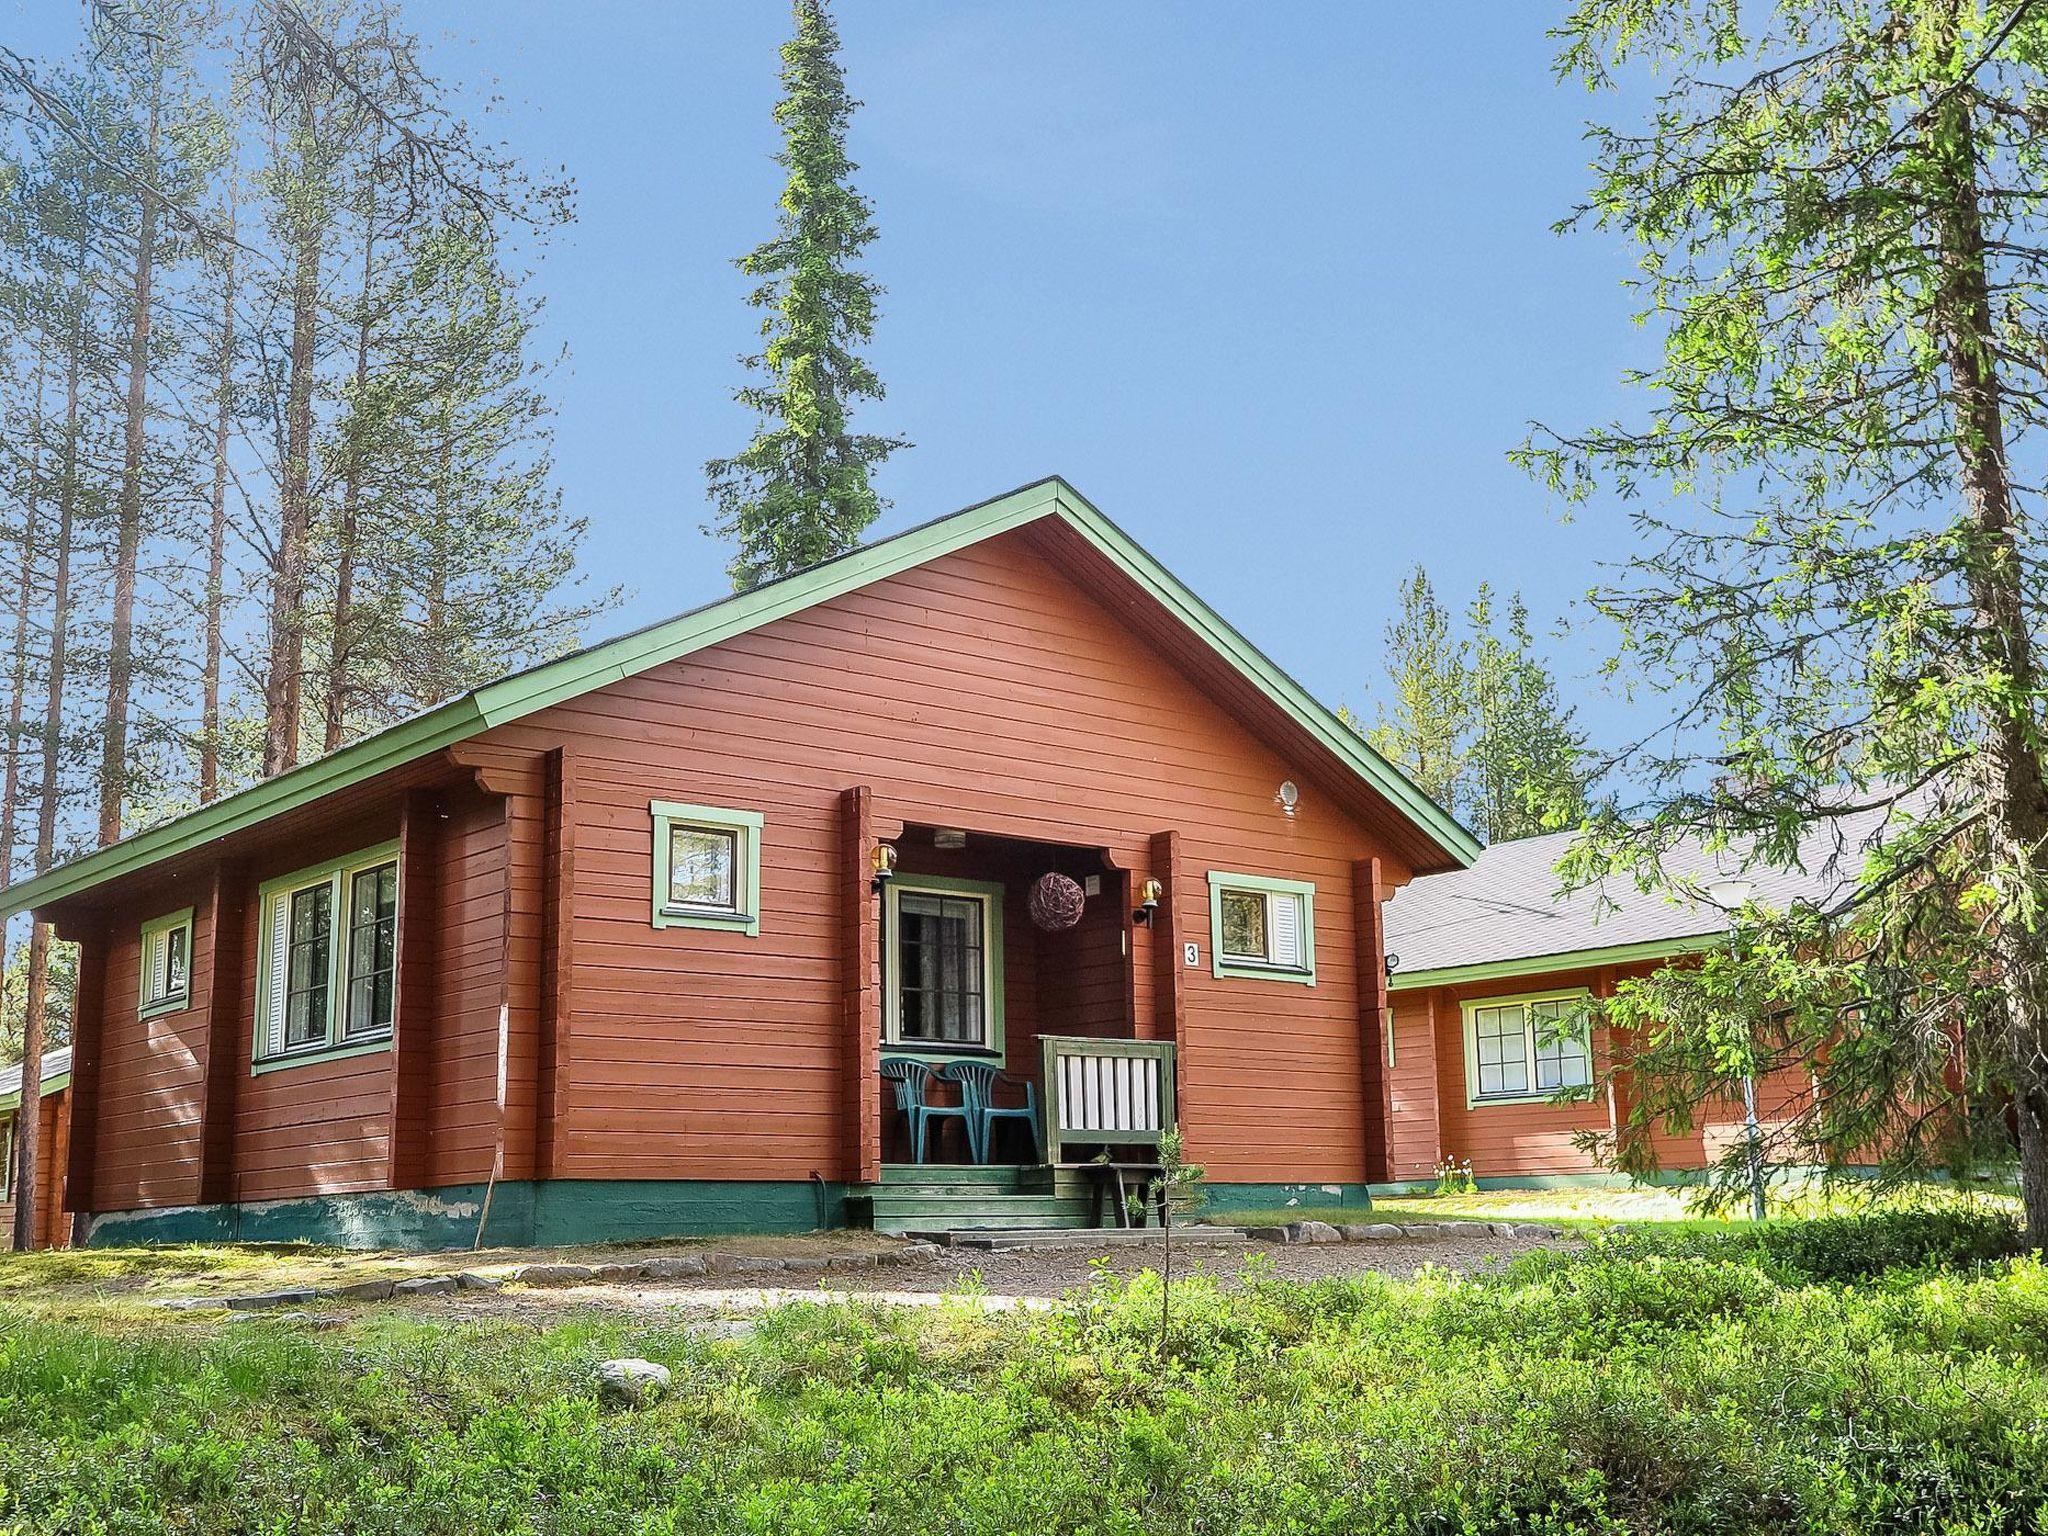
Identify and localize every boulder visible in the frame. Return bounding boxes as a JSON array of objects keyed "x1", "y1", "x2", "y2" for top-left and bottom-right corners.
[
  {"x1": 595, "y1": 1358, "x2": 671, "y2": 1407},
  {"x1": 1287, "y1": 1220, "x2": 1343, "y2": 1244},
  {"x1": 1398, "y1": 1224, "x2": 1448, "y2": 1240},
  {"x1": 512, "y1": 1263, "x2": 596, "y2": 1287},
  {"x1": 320, "y1": 1279, "x2": 396, "y2": 1302},
  {"x1": 823, "y1": 1253, "x2": 877, "y2": 1272},
  {"x1": 455, "y1": 1271, "x2": 503, "y2": 1291},
  {"x1": 226, "y1": 1288, "x2": 317, "y2": 1311},
  {"x1": 592, "y1": 1262, "x2": 650, "y2": 1283},
  {"x1": 640, "y1": 1254, "x2": 710, "y2": 1281},
  {"x1": 1242, "y1": 1225, "x2": 1293, "y2": 1243},
  {"x1": 1339, "y1": 1223, "x2": 1405, "y2": 1241}
]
